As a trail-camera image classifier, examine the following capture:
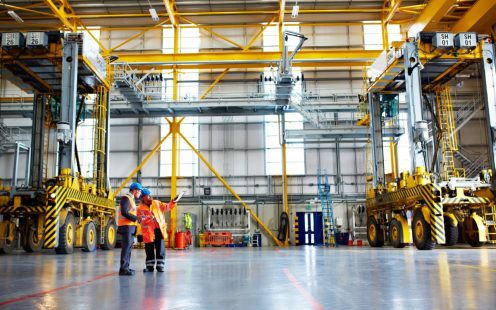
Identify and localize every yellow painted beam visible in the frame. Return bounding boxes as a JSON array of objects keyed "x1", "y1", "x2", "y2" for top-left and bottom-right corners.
[
  {"x1": 407, "y1": 0, "x2": 457, "y2": 37},
  {"x1": 281, "y1": 139, "x2": 289, "y2": 246},
  {"x1": 179, "y1": 131, "x2": 284, "y2": 246},
  {"x1": 43, "y1": 0, "x2": 77, "y2": 31},
  {"x1": 115, "y1": 49, "x2": 380, "y2": 65},
  {"x1": 451, "y1": 0, "x2": 496, "y2": 33},
  {"x1": 0, "y1": 3, "x2": 55, "y2": 17},
  {"x1": 69, "y1": 8, "x2": 383, "y2": 19},
  {"x1": 124, "y1": 61, "x2": 373, "y2": 70},
  {"x1": 162, "y1": 0, "x2": 177, "y2": 27},
  {"x1": 383, "y1": 0, "x2": 402, "y2": 24},
  {"x1": 279, "y1": 0, "x2": 286, "y2": 25}
]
